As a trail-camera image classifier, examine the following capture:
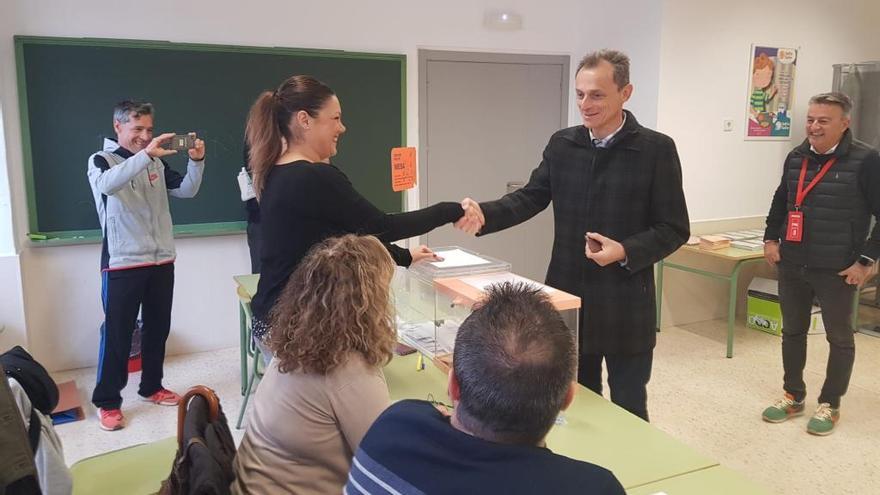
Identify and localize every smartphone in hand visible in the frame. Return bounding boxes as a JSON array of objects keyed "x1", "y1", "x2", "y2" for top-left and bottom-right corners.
[
  {"x1": 166, "y1": 134, "x2": 195, "y2": 151},
  {"x1": 586, "y1": 235, "x2": 602, "y2": 253}
]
